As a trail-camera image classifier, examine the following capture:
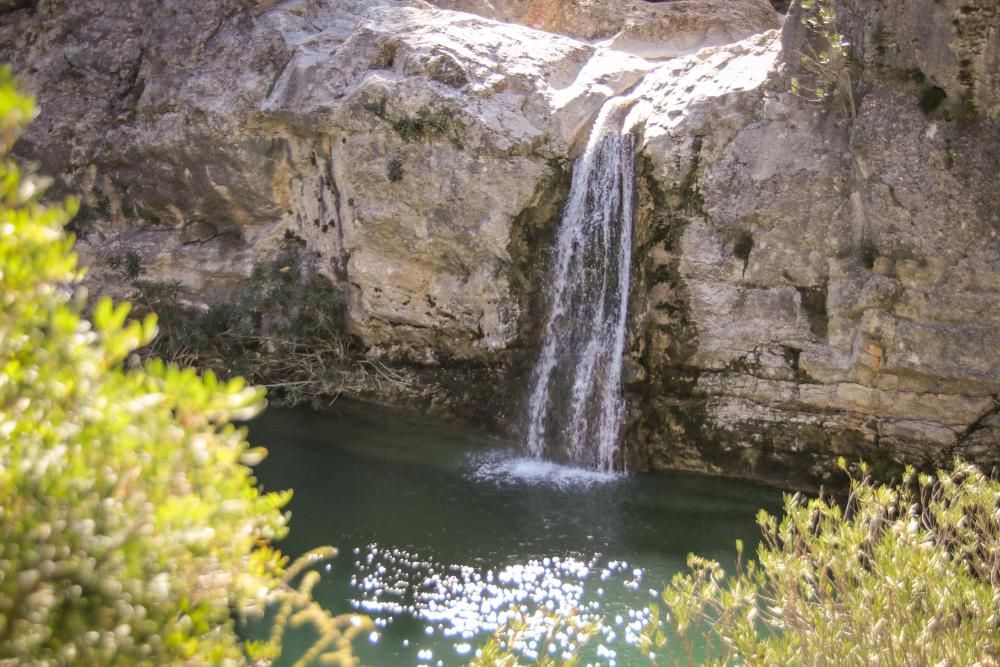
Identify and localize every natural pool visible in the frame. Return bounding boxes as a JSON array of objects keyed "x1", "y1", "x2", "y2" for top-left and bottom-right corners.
[{"x1": 247, "y1": 402, "x2": 784, "y2": 666}]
